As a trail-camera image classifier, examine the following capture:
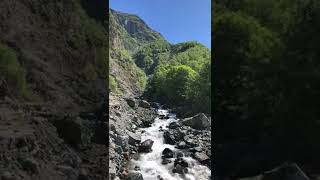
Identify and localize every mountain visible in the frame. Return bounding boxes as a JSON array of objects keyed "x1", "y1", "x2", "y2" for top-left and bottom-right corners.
[{"x1": 109, "y1": 9, "x2": 167, "y2": 96}]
